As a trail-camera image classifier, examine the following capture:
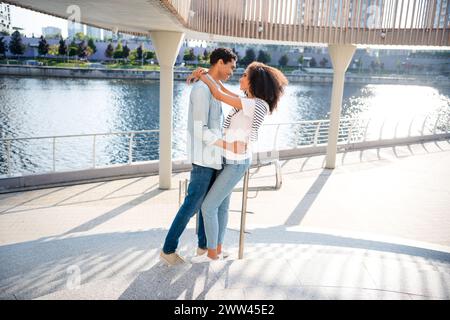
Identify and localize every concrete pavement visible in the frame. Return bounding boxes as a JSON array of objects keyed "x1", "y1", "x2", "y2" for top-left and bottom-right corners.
[{"x1": 1, "y1": 140, "x2": 450, "y2": 300}]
